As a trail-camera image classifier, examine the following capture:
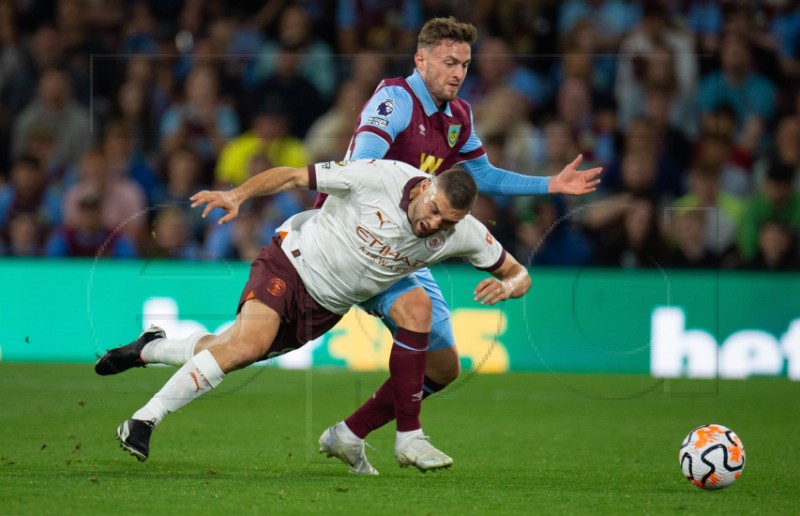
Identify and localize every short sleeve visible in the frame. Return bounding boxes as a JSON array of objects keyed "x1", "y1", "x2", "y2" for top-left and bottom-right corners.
[
  {"x1": 311, "y1": 160, "x2": 379, "y2": 199},
  {"x1": 460, "y1": 216, "x2": 506, "y2": 271},
  {"x1": 354, "y1": 85, "x2": 414, "y2": 145}
]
